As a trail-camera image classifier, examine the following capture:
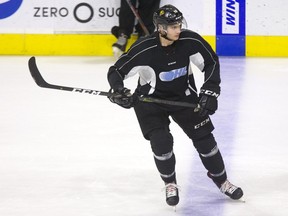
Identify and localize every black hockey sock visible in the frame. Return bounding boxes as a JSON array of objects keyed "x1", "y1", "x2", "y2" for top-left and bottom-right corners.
[
  {"x1": 153, "y1": 152, "x2": 176, "y2": 183},
  {"x1": 193, "y1": 133, "x2": 227, "y2": 183}
]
